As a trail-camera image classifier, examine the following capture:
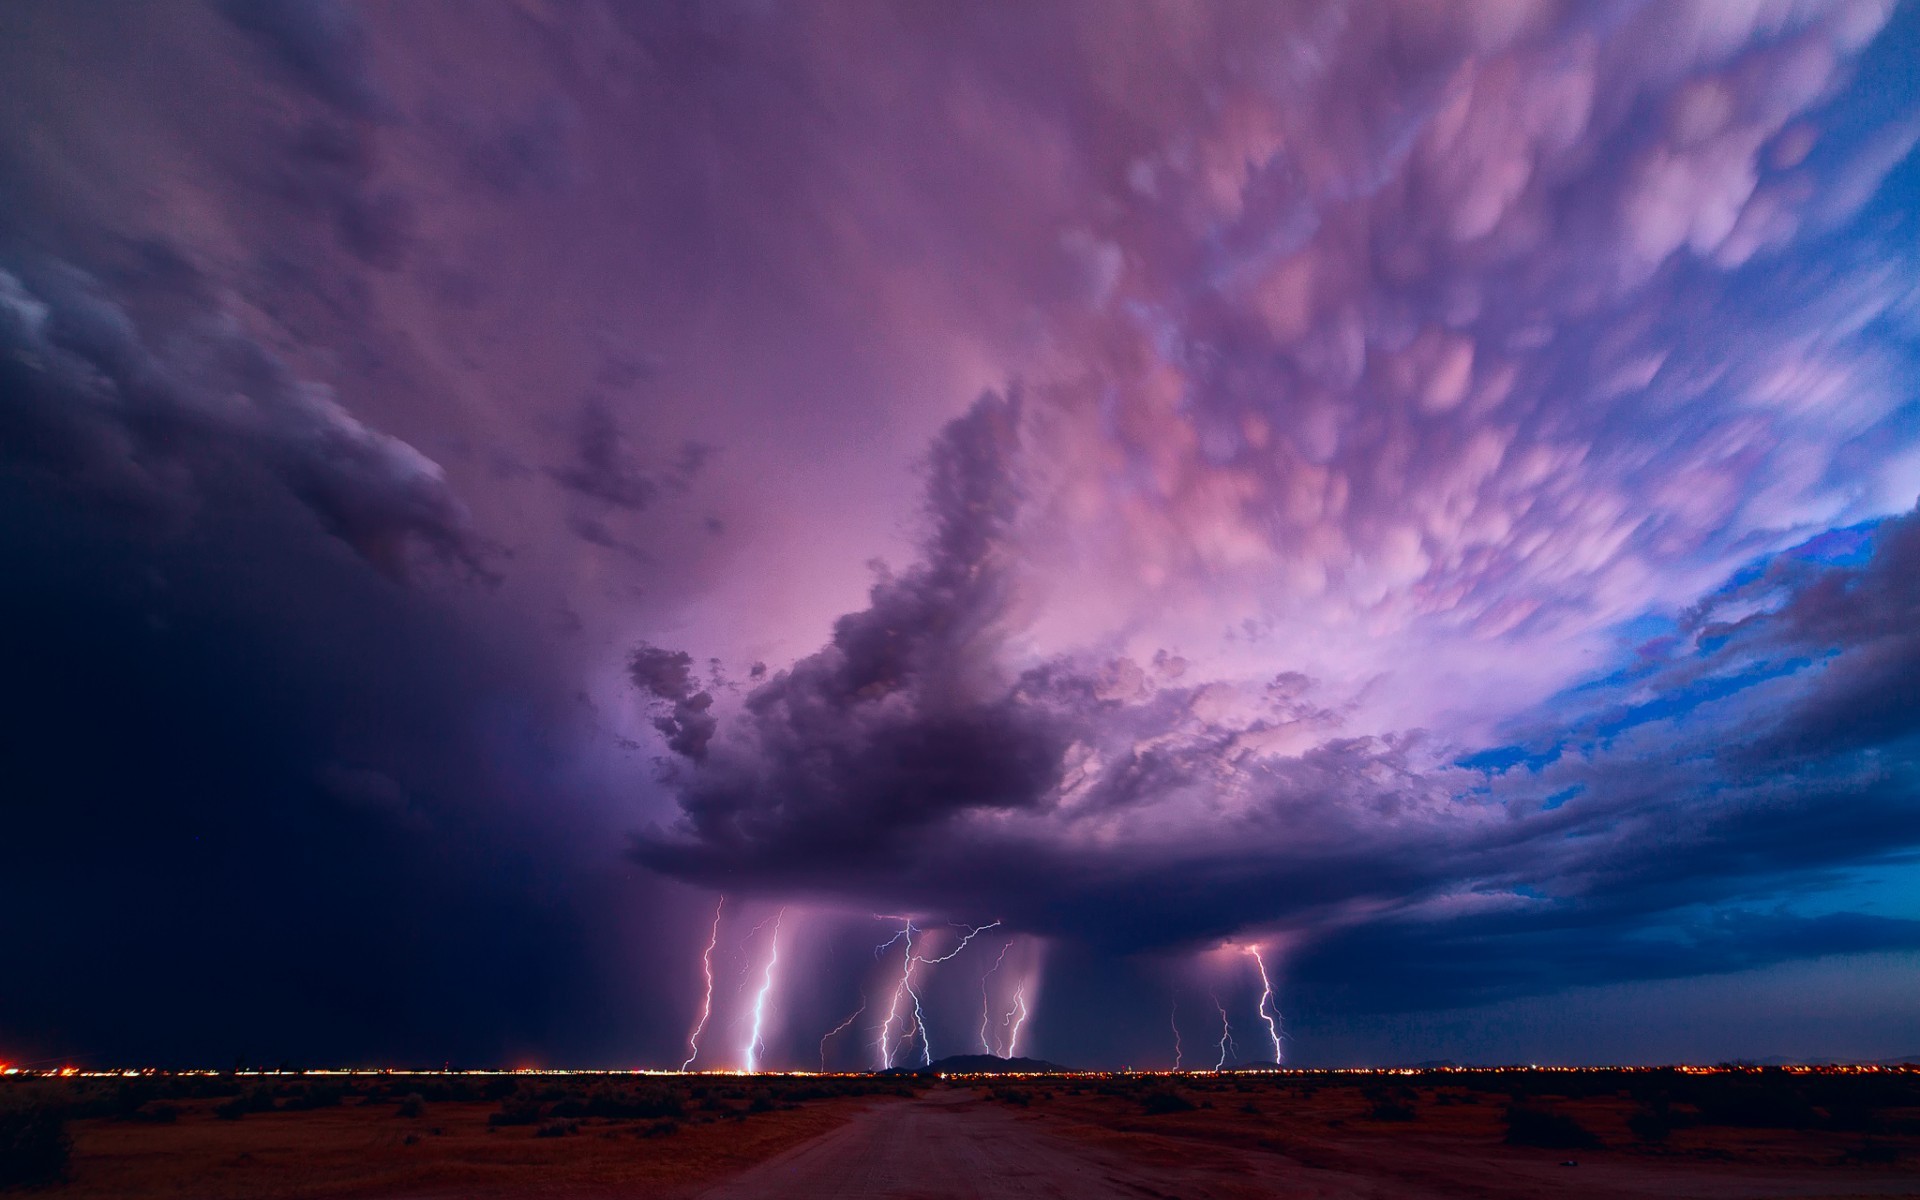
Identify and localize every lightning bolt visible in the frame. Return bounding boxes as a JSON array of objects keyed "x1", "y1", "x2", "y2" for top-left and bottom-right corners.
[
  {"x1": 979, "y1": 941, "x2": 1013, "y2": 1054},
  {"x1": 871, "y1": 915, "x2": 999, "y2": 1067},
  {"x1": 1004, "y1": 986, "x2": 1029, "y2": 1058},
  {"x1": 1170, "y1": 995, "x2": 1183, "y2": 1071},
  {"x1": 1212, "y1": 991, "x2": 1235, "y2": 1071},
  {"x1": 680, "y1": 897, "x2": 723, "y2": 1072},
  {"x1": 819, "y1": 996, "x2": 866, "y2": 1072},
  {"x1": 873, "y1": 918, "x2": 916, "y2": 1070},
  {"x1": 912, "y1": 920, "x2": 1002, "y2": 964},
  {"x1": 743, "y1": 908, "x2": 784, "y2": 1074},
  {"x1": 1247, "y1": 945, "x2": 1283, "y2": 1065}
]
